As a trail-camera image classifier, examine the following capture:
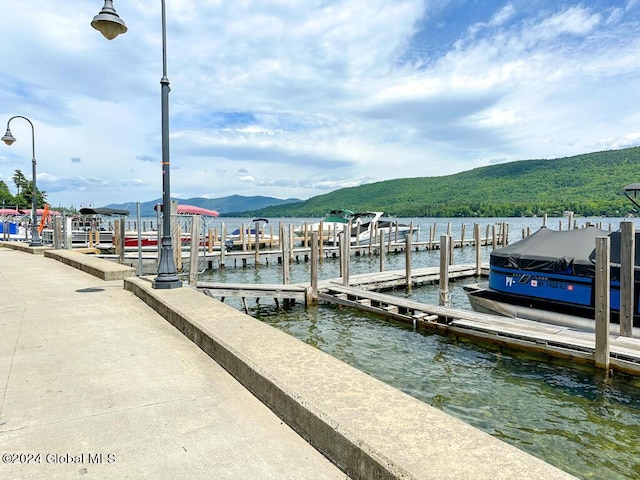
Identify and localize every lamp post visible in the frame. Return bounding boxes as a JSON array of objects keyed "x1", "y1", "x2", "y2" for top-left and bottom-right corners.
[
  {"x1": 92, "y1": 0, "x2": 181, "y2": 288},
  {"x1": 2, "y1": 115, "x2": 43, "y2": 247}
]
